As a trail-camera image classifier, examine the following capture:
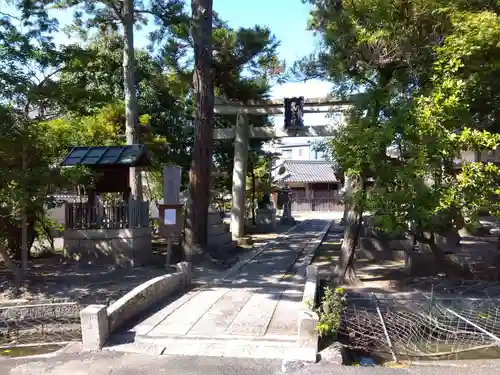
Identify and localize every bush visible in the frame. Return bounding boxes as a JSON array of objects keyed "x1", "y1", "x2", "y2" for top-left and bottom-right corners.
[{"x1": 316, "y1": 287, "x2": 346, "y2": 337}]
